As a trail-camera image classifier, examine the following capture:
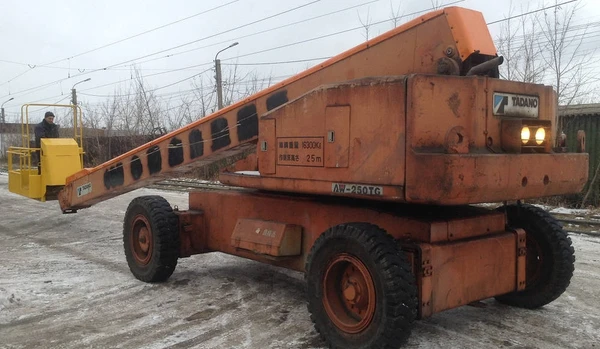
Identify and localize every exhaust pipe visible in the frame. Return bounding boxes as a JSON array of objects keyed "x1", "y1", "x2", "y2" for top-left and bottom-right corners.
[{"x1": 466, "y1": 56, "x2": 504, "y2": 76}]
